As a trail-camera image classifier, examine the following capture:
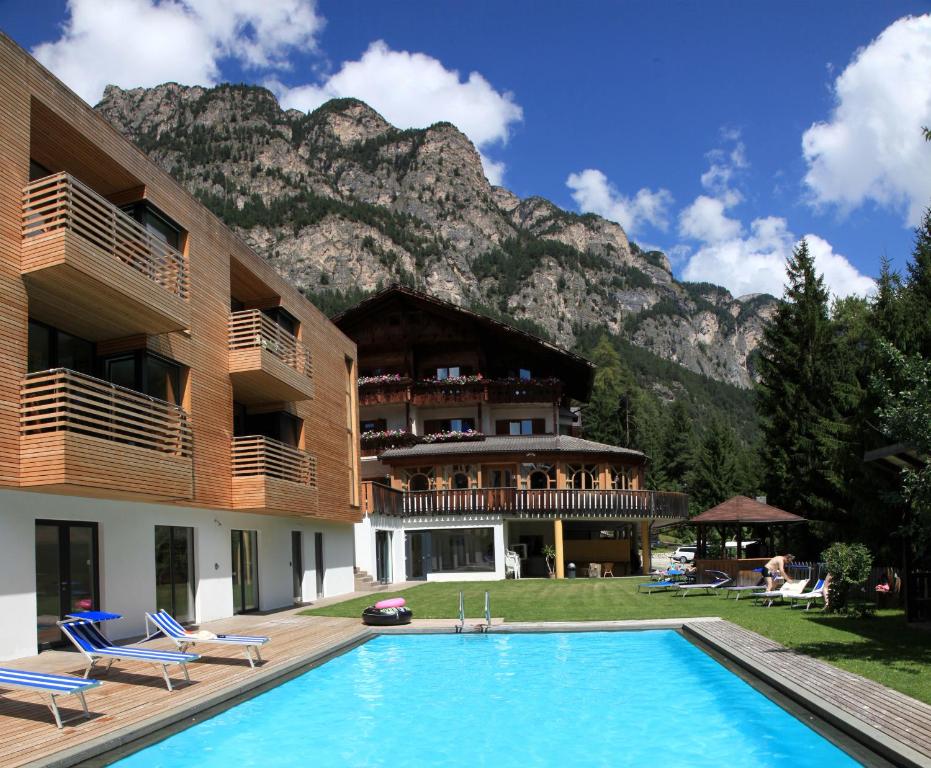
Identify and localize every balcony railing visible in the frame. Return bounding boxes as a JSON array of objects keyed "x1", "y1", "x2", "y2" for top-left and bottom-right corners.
[
  {"x1": 229, "y1": 310, "x2": 312, "y2": 379},
  {"x1": 358, "y1": 377, "x2": 562, "y2": 406},
  {"x1": 232, "y1": 435, "x2": 316, "y2": 486},
  {"x1": 21, "y1": 368, "x2": 192, "y2": 457},
  {"x1": 361, "y1": 481, "x2": 405, "y2": 517},
  {"x1": 22, "y1": 173, "x2": 188, "y2": 299},
  {"x1": 361, "y1": 482, "x2": 688, "y2": 520}
]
